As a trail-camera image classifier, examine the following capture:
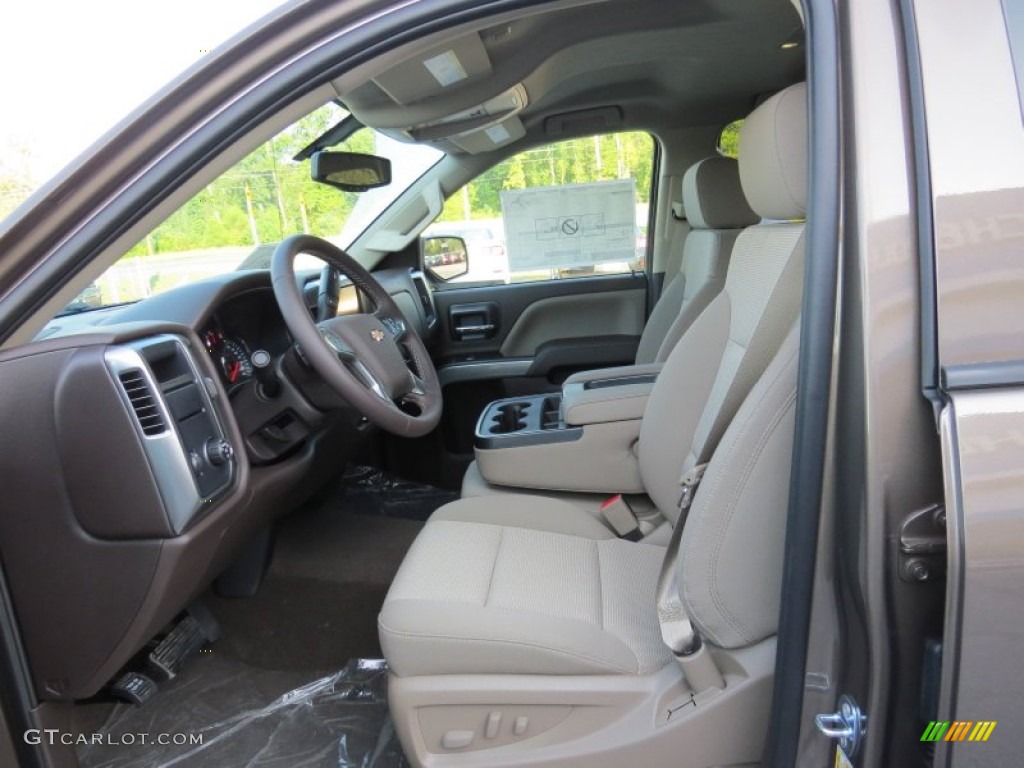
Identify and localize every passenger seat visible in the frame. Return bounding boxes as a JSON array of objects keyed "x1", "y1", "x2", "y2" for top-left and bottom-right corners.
[
  {"x1": 634, "y1": 155, "x2": 758, "y2": 365},
  {"x1": 381, "y1": 81, "x2": 809, "y2": 767},
  {"x1": 462, "y1": 155, "x2": 758, "y2": 502}
]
